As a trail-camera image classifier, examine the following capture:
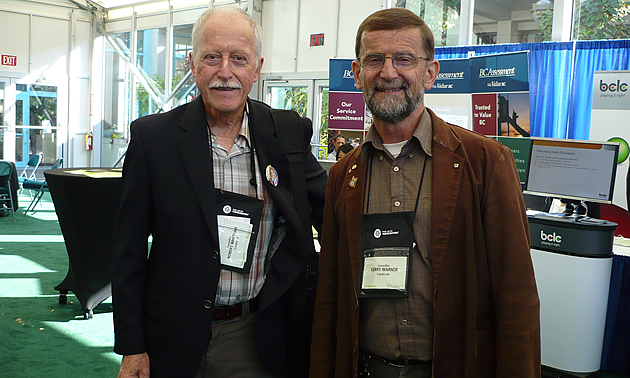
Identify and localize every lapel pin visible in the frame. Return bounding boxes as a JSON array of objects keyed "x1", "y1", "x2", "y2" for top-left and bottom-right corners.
[
  {"x1": 266, "y1": 165, "x2": 279, "y2": 187},
  {"x1": 348, "y1": 164, "x2": 358, "y2": 174},
  {"x1": 453, "y1": 163, "x2": 460, "y2": 168},
  {"x1": 349, "y1": 176, "x2": 358, "y2": 188}
]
